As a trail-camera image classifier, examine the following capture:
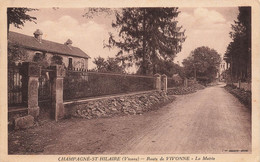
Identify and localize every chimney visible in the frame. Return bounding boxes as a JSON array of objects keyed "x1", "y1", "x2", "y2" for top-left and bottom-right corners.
[
  {"x1": 33, "y1": 29, "x2": 43, "y2": 43},
  {"x1": 65, "y1": 39, "x2": 73, "y2": 47}
]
